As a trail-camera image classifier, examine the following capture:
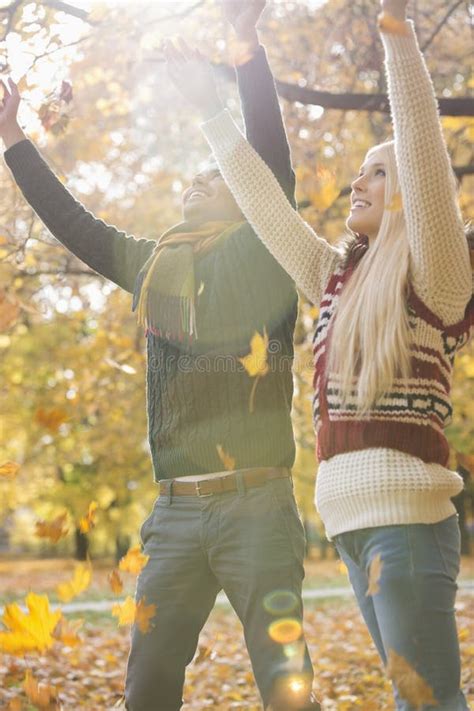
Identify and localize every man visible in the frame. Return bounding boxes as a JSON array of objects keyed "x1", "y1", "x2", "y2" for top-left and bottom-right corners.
[{"x1": 0, "y1": 2, "x2": 319, "y2": 709}]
